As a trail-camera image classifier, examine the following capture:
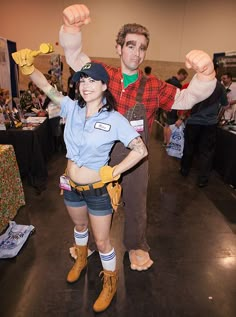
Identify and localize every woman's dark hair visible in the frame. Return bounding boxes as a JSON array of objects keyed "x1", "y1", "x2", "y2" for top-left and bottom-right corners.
[{"x1": 76, "y1": 74, "x2": 117, "y2": 111}]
